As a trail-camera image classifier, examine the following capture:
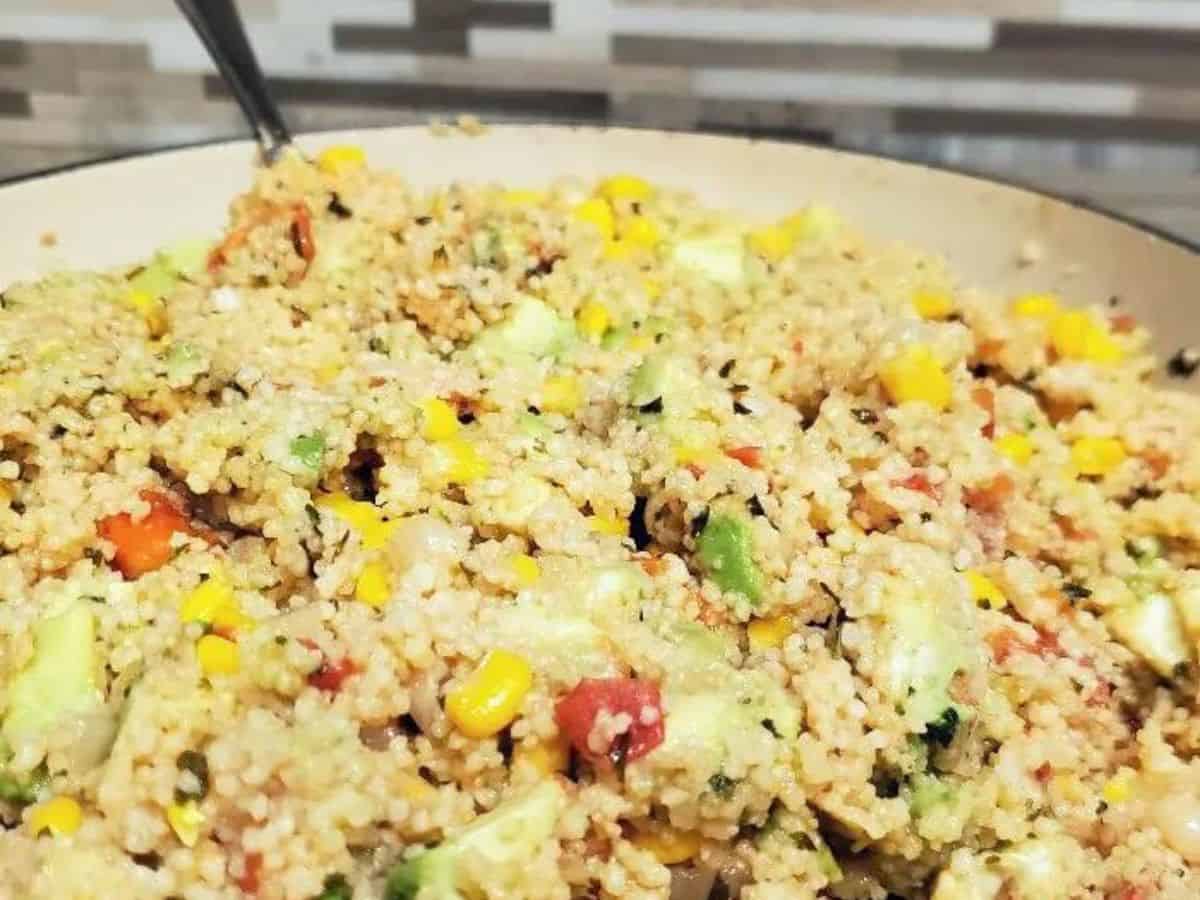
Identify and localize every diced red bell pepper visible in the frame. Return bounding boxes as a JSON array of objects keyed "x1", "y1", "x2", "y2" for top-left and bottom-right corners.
[
  {"x1": 725, "y1": 445, "x2": 763, "y2": 469},
  {"x1": 97, "y1": 489, "x2": 190, "y2": 579},
  {"x1": 236, "y1": 851, "x2": 263, "y2": 894},
  {"x1": 555, "y1": 677, "x2": 664, "y2": 767}
]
